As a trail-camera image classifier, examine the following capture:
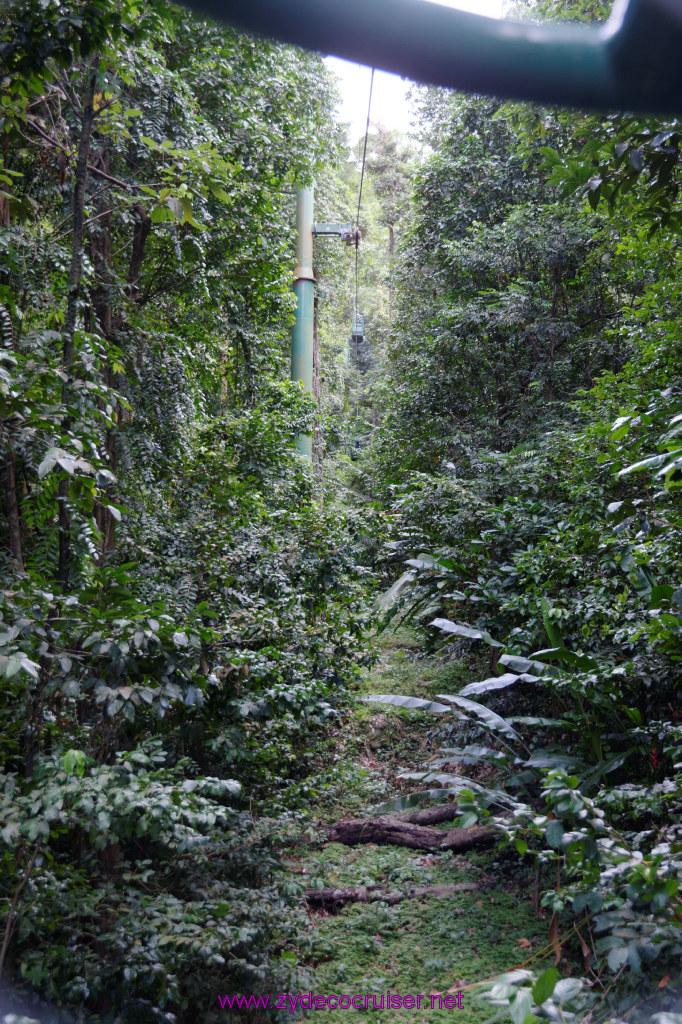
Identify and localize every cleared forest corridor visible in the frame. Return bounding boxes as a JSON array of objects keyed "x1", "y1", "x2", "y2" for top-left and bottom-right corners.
[{"x1": 289, "y1": 631, "x2": 550, "y2": 1023}]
